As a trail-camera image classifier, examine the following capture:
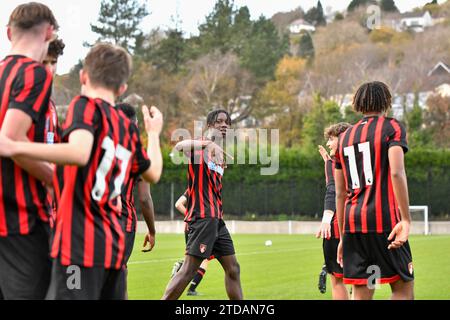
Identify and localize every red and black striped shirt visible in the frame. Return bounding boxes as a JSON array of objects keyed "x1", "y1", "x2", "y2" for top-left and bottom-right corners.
[
  {"x1": 324, "y1": 159, "x2": 339, "y2": 239},
  {"x1": 121, "y1": 175, "x2": 142, "y2": 233},
  {"x1": 51, "y1": 96, "x2": 151, "y2": 269},
  {"x1": 184, "y1": 149, "x2": 224, "y2": 222},
  {"x1": 0, "y1": 55, "x2": 53, "y2": 237},
  {"x1": 335, "y1": 115, "x2": 408, "y2": 234}
]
